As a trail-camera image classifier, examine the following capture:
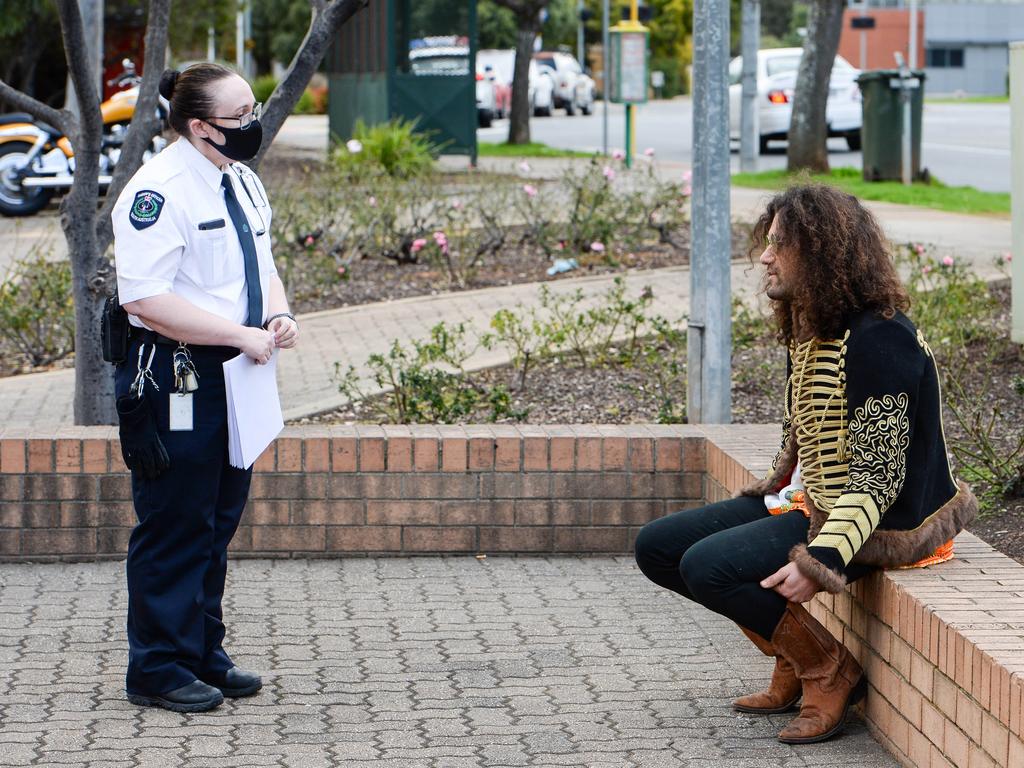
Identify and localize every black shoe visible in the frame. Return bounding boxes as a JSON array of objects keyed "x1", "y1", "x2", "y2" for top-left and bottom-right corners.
[
  {"x1": 202, "y1": 666, "x2": 263, "y2": 697},
  {"x1": 127, "y1": 680, "x2": 224, "y2": 712}
]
